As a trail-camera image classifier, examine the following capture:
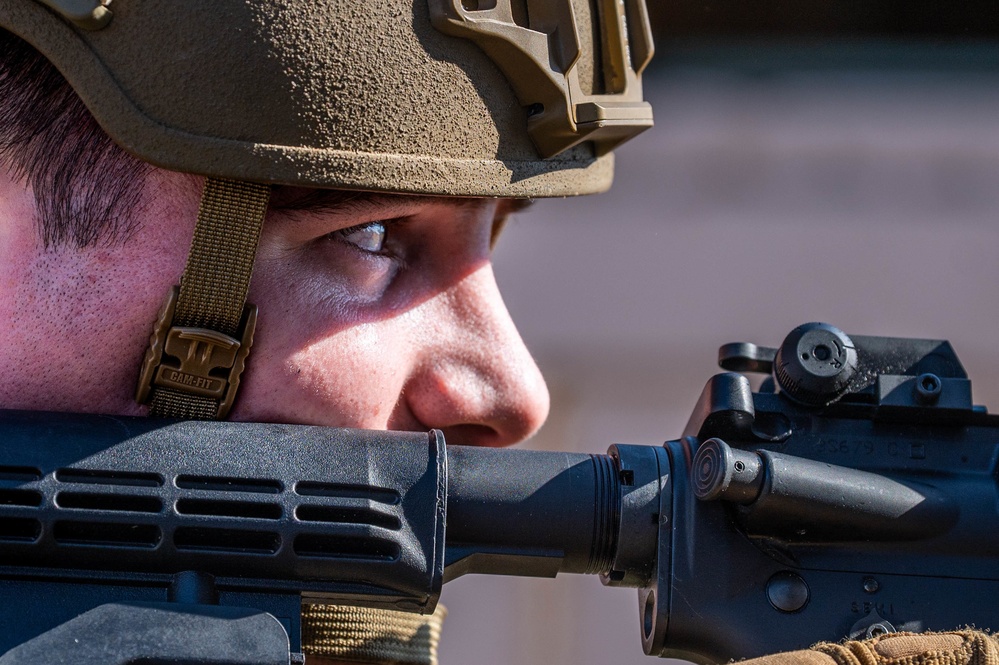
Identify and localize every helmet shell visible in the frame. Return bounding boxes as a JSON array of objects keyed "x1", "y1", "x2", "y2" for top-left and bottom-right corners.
[{"x1": 0, "y1": 0, "x2": 653, "y2": 197}]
